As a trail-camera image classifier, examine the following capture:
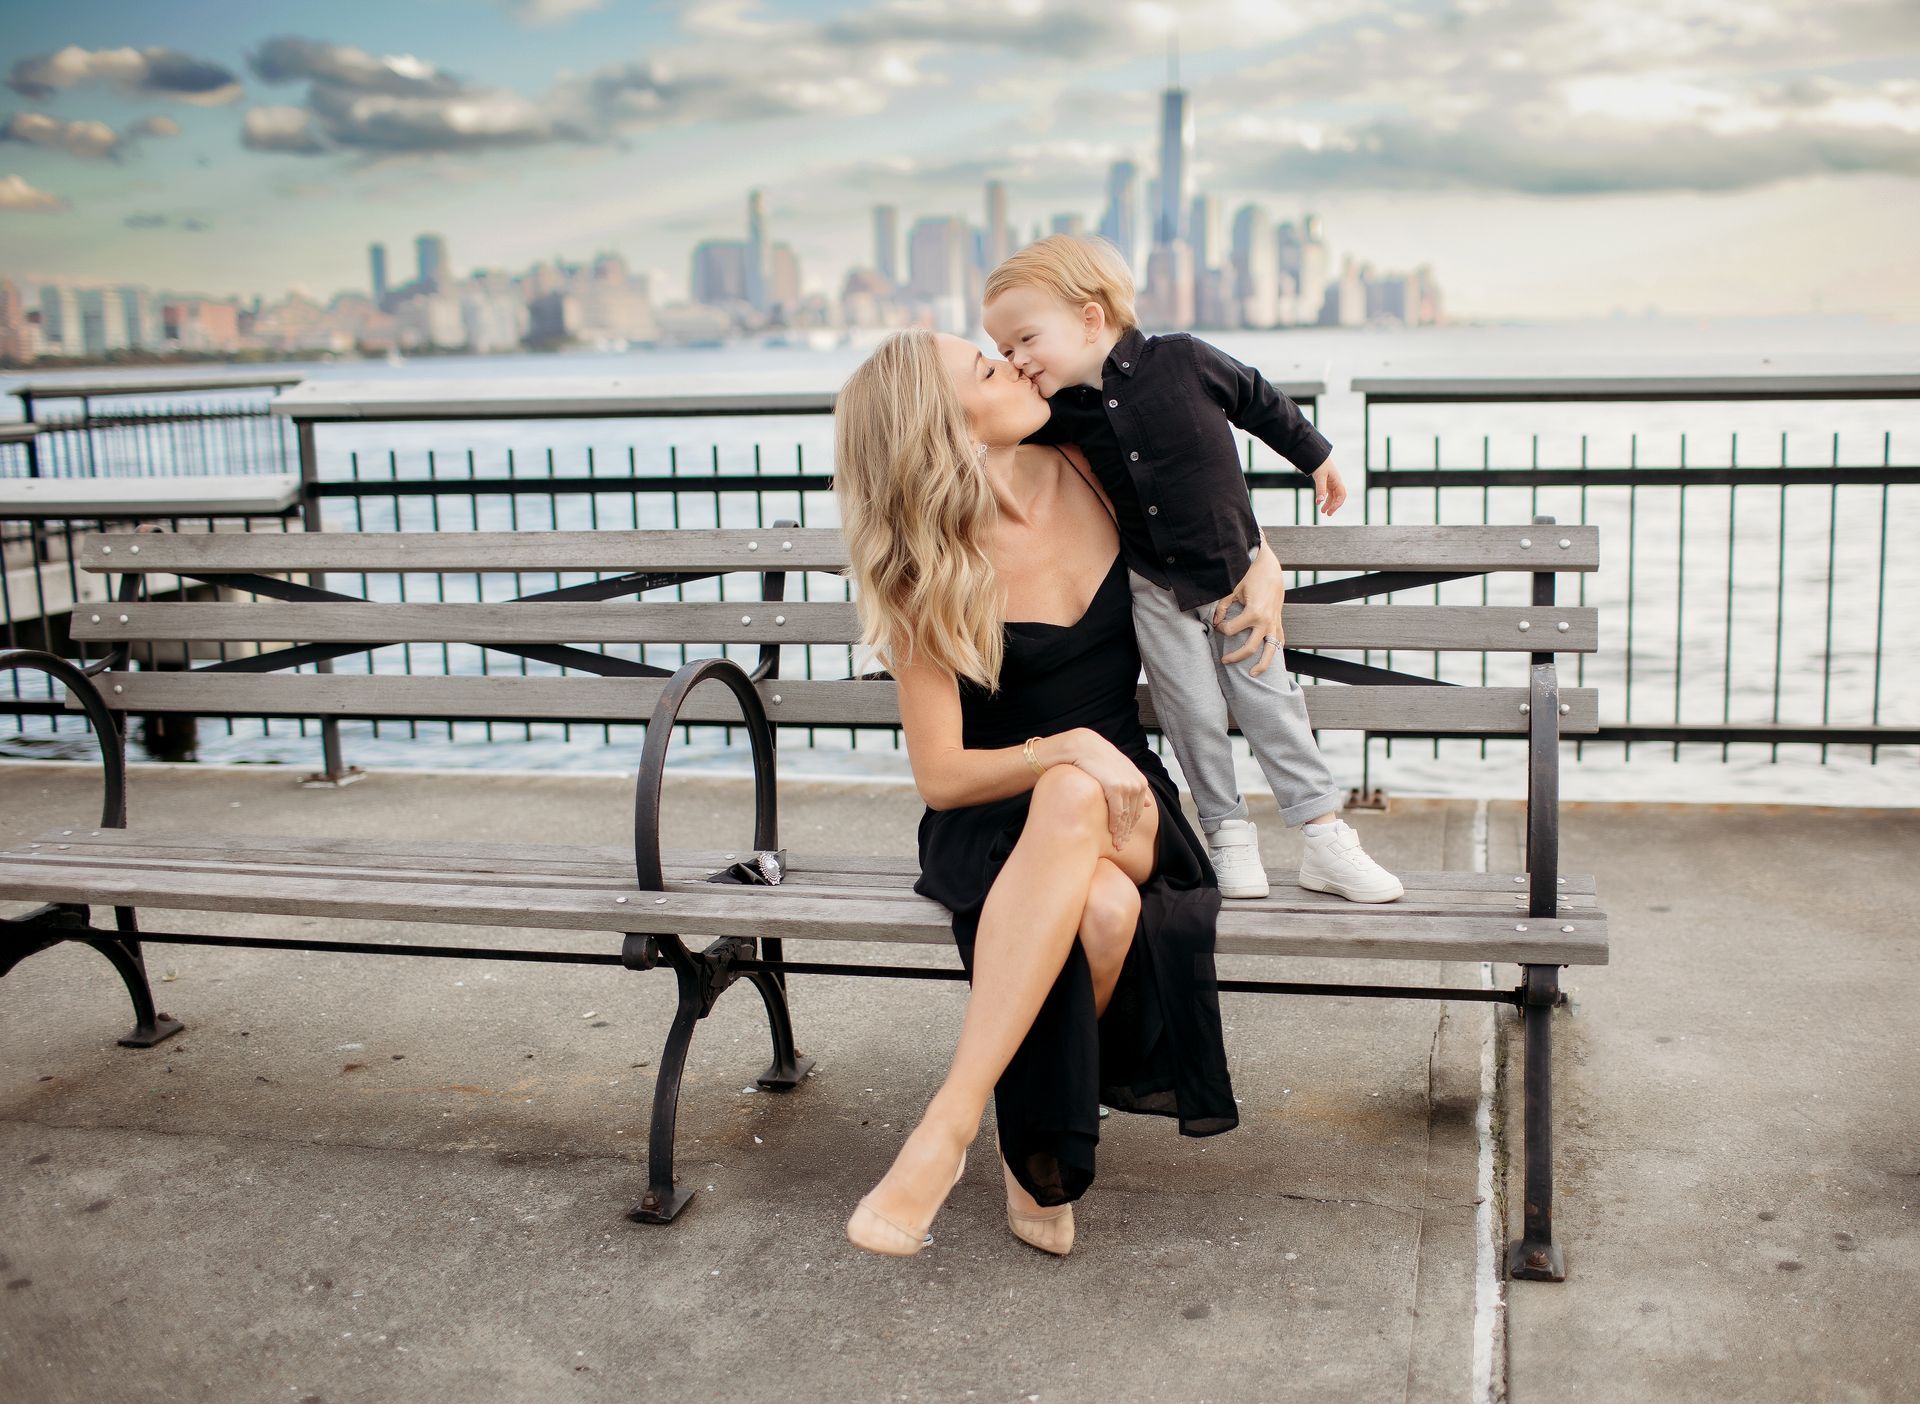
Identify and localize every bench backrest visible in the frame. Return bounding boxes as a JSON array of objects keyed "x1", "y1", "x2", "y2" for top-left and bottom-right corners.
[{"x1": 69, "y1": 525, "x2": 1600, "y2": 737}]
